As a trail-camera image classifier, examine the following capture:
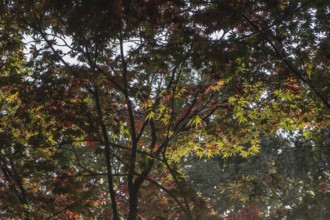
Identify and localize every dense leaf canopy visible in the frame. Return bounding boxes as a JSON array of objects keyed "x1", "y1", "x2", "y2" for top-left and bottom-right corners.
[{"x1": 0, "y1": 0, "x2": 329, "y2": 219}]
